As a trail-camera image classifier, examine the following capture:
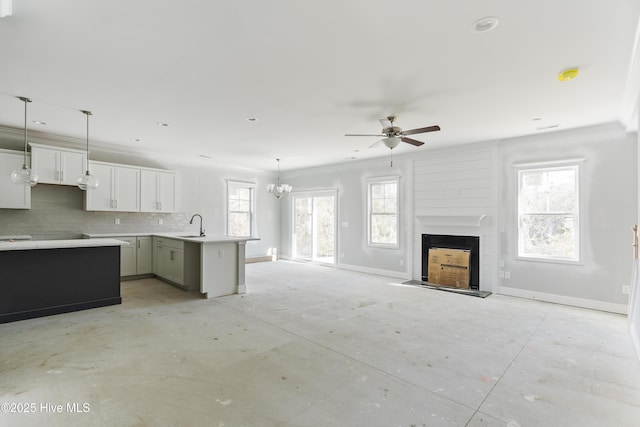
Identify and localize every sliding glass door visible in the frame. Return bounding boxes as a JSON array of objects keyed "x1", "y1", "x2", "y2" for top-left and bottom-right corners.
[{"x1": 293, "y1": 191, "x2": 336, "y2": 264}]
